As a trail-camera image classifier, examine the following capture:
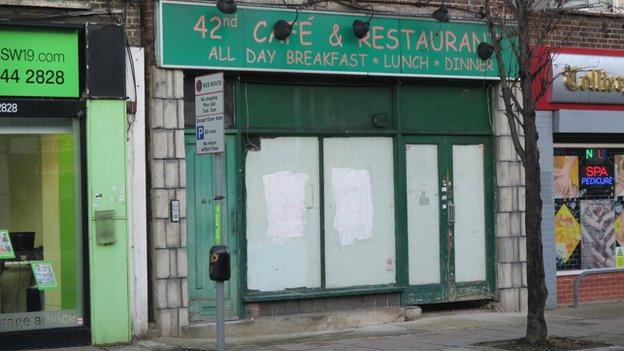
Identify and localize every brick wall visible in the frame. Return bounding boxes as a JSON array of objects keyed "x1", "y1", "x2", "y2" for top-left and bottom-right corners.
[
  {"x1": 557, "y1": 272, "x2": 624, "y2": 305},
  {"x1": 0, "y1": 0, "x2": 142, "y2": 47},
  {"x1": 539, "y1": 14, "x2": 624, "y2": 50},
  {"x1": 142, "y1": 1, "x2": 156, "y2": 67}
]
